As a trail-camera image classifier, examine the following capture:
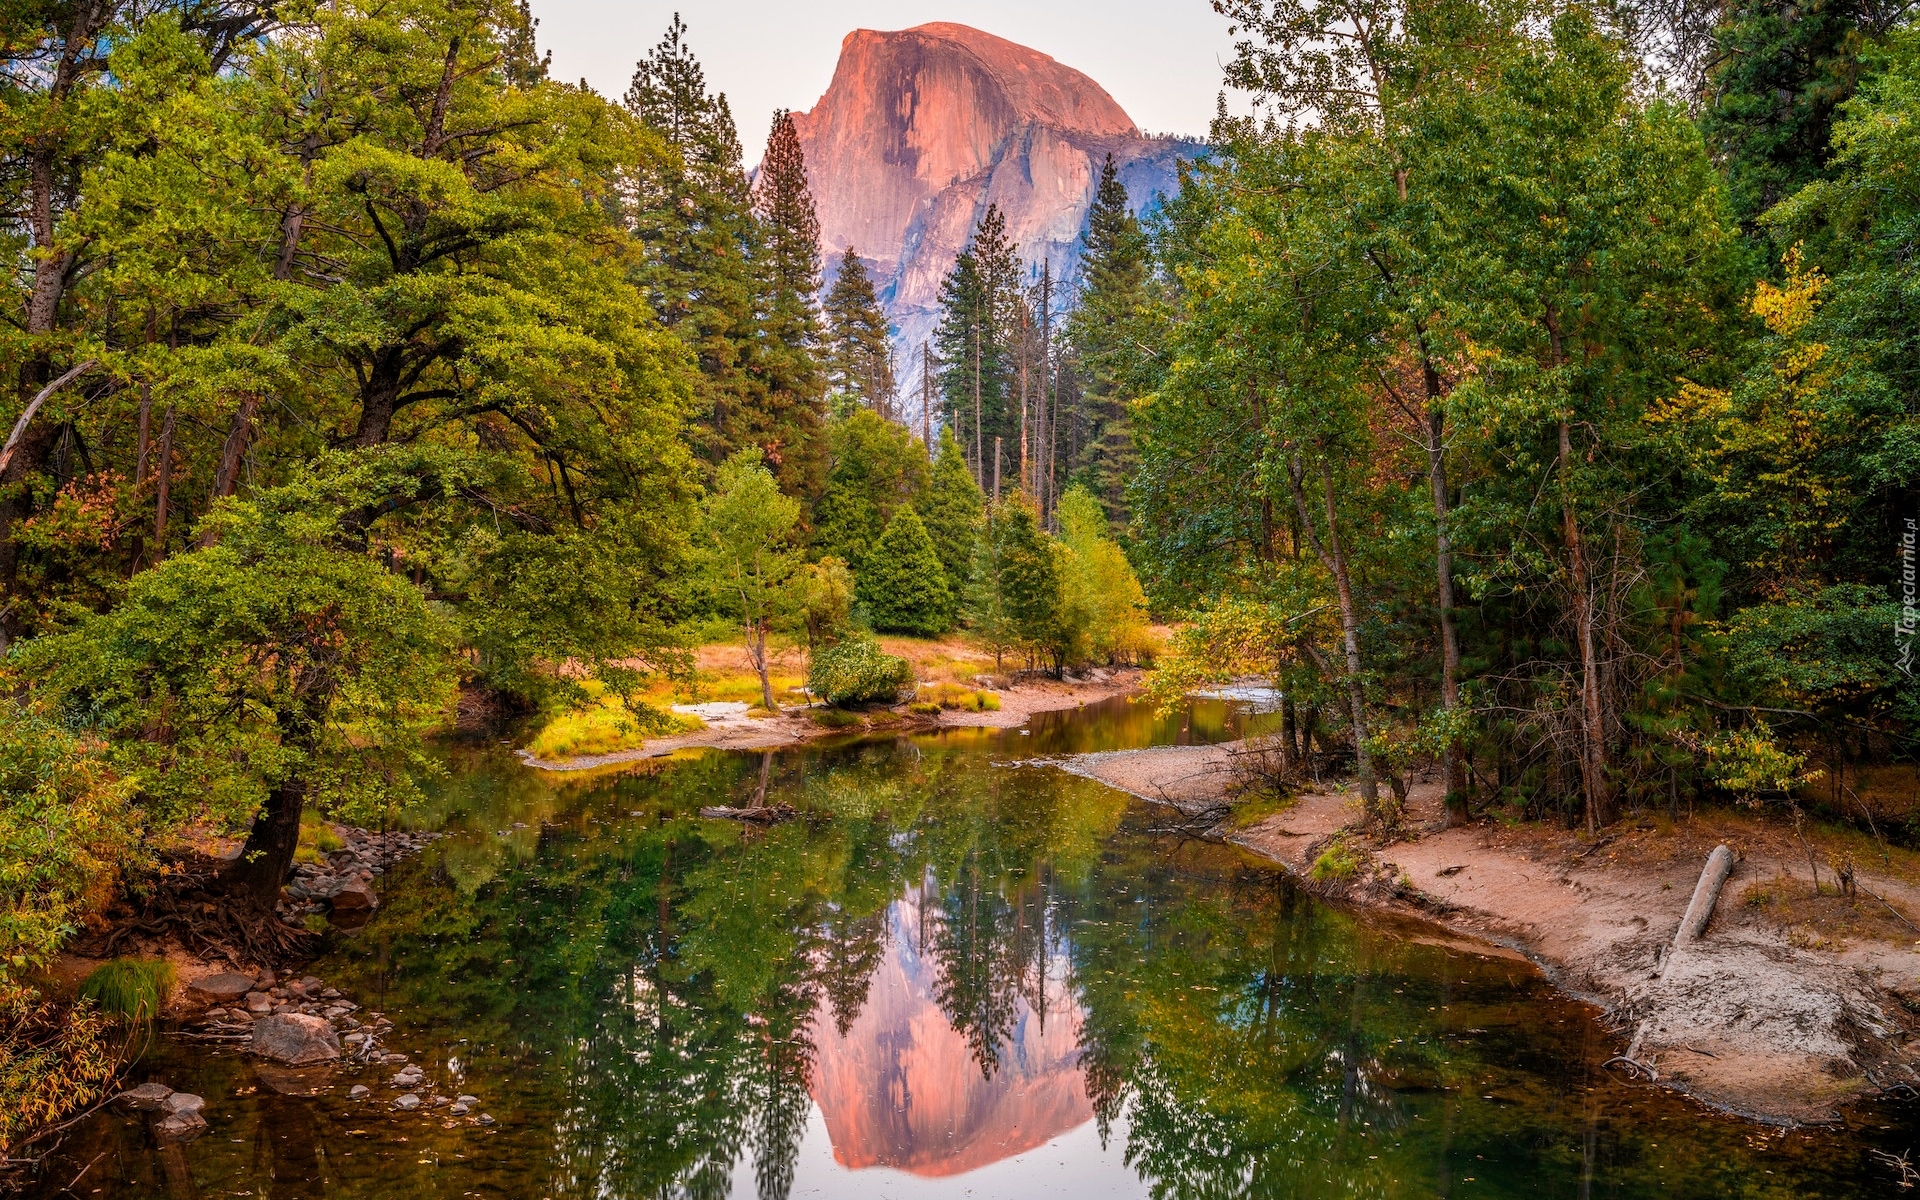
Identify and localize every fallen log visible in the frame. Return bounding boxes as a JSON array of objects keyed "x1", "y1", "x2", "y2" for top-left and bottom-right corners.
[
  {"x1": 1674, "y1": 843, "x2": 1737, "y2": 947},
  {"x1": 1619, "y1": 843, "x2": 1737, "y2": 1071},
  {"x1": 698, "y1": 803, "x2": 796, "y2": 824}
]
